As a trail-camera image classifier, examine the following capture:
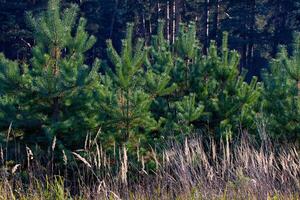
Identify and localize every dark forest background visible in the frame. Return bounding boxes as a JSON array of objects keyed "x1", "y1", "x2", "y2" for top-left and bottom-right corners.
[{"x1": 1, "y1": 0, "x2": 299, "y2": 79}]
